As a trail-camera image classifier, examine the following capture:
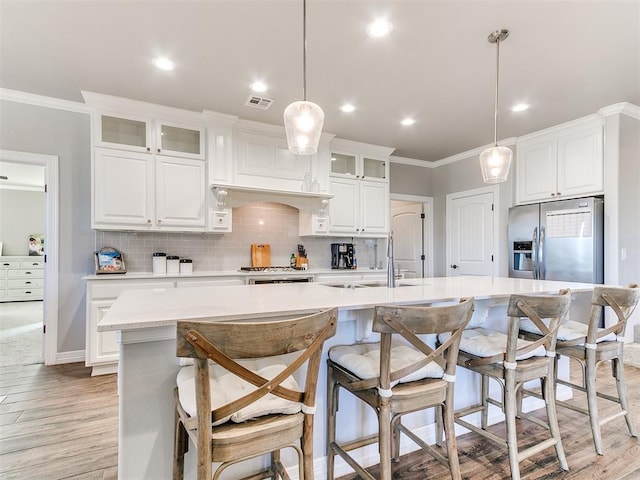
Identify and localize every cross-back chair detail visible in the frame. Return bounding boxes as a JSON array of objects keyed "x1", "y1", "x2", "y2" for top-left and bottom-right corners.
[
  {"x1": 450, "y1": 289, "x2": 571, "y2": 480},
  {"x1": 521, "y1": 283, "x2": 640, "y2": 455},
  {"x1": 327, "y1": 297, "x2": 474, "y2": 480},
  {"x1": 174, "y1": 308, "x2": 337, "y2": 480}
]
